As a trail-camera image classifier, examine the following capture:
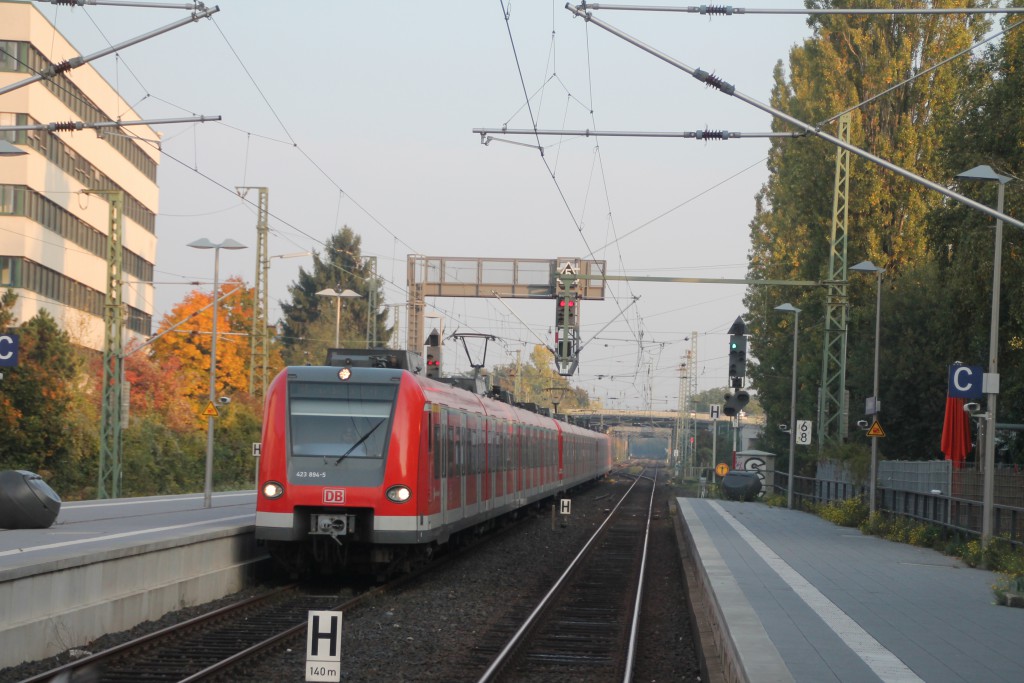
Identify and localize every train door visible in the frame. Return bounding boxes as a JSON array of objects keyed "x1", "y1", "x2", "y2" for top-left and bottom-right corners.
[
  {"x1": 515, "y1": 424, "x2": 524, "y2": 502},
  {"x1": 532, "y1": 423, "x2": 540, "y2": 493},
  {"x1": 464, "y1": 414, "x2": 479, "y2": 519},
  {"x1": 447, "y1": 411, "x2": 463, "y2": 523},
  {"x1": 484, "y1": 417, "x2": 494, "y2": 512},
  {"x1": 429, "y1": 404, "x2": 443, "y2": 525},
  {"x1": 504, "y1": 422, "x2": 513, "y2": 504},
  {"x1": 557, "y1": 429, "x2": 565, "y2": 487},
  {"x1": 439, "y1": 407, "x2": 449, "y2": 526}
]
